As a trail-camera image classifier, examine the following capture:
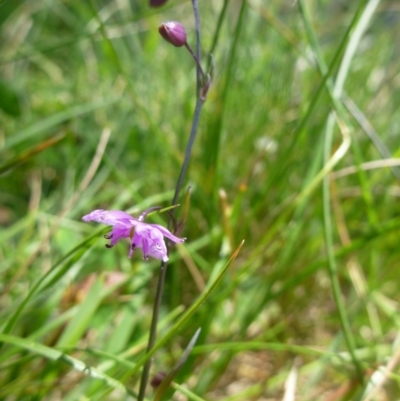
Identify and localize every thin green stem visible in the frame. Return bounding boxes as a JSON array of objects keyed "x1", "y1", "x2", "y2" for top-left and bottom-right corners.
[
  {"x1": 171, "y1": 98, "x2": 204, "y2": 207},
  {"x1": 184, "y1": 43, "x2": 206, "y2": 86},
  {"x1": 207, "y1": 0, "x2": 229, "y2": 72},
  {"x1": 192, "y1": 0, "x2": 202, "y2": 94},
  {"x1": 323, "y1": 116, "x2": 364, "y2": 381},
  {"x1": 137, "y1": 260, "x2": 168, "y2": 401},
  {"x1": 204, "y1": 0, "x2": 246, "y2": 201}
]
